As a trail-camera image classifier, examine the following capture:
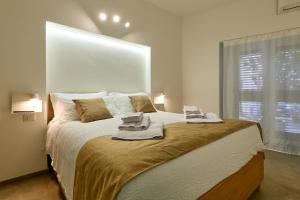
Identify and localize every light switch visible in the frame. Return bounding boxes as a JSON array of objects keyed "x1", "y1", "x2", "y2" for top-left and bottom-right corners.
[{"x1": 22, "y1": 113, "x2": 37, "y2": 122}]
